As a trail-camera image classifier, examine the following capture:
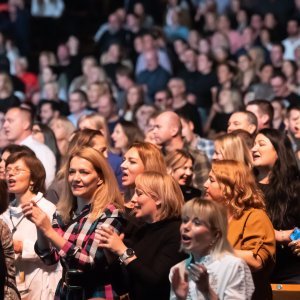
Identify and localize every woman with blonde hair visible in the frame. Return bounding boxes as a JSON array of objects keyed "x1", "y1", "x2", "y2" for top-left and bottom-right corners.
[
  {"x1": 166, "y1": 149, "x2": 201, "y2": 201},
  {"x1": 22, "y1": 147, "x2": 125, "y2": 299},
  {"x1": 49, "y1": 116, "x2": 75, "y2": 157},
  {"x1": 97, "y1": 171, "x2": 185, "y2": 300},
  {"x1": 121, "y1": 142, "x2": 167, "y2": 203},
  {"x1": 212, "y1": 132, "x2": 252, "y2": 167},
  {"x1": 204, "y1": 160, "x2": 276, "y2": 300},
  {"x1": 170, "y1": 198, "x2": 254, "y2": 300}
]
